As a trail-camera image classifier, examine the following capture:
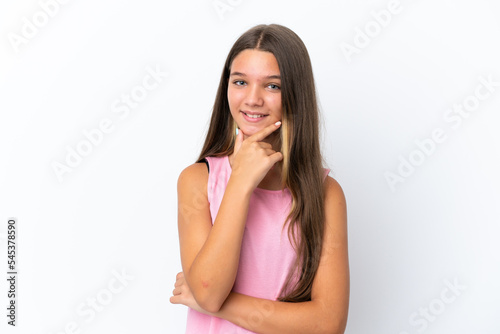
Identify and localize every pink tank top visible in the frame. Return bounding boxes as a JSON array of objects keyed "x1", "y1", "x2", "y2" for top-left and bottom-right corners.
[{"x1": 185, "y1": 155, "x2": 330, "y2": 334}]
